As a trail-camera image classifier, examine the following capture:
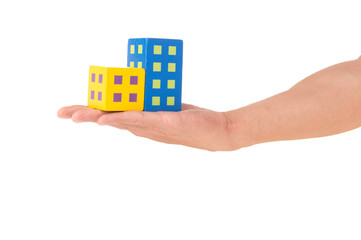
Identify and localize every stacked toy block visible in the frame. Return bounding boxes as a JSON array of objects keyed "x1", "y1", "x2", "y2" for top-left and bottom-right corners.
[
  {"x1": 127, "y1": 38, "x2": 183, "y2": 111},
  {"x1": 88, "y1": 38, "x2": 183, "y2": 112},
  {"x1": 88, "y1": 66, "x2": 145, "y2": 111}
]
